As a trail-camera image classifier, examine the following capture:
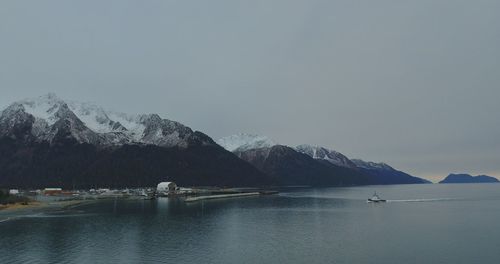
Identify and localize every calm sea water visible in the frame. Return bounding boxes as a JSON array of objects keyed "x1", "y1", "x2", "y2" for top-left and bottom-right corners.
[{"x1": 1, "y1": 184, "x2": 500, "y2": 264}]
